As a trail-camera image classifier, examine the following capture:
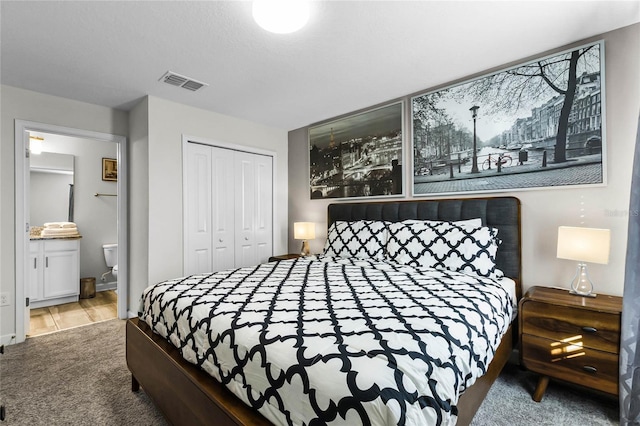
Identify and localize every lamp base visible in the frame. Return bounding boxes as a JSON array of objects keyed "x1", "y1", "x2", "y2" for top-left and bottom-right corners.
[
  {"x1": 569, "y1": 290, "x2": 597, "y2": 298},
  {"x1": 568, "y1": 262, "x2": 596, "y2": 298},
  {"x1": 300, "y1": 240, "x2": 310, "y2": 256}
]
